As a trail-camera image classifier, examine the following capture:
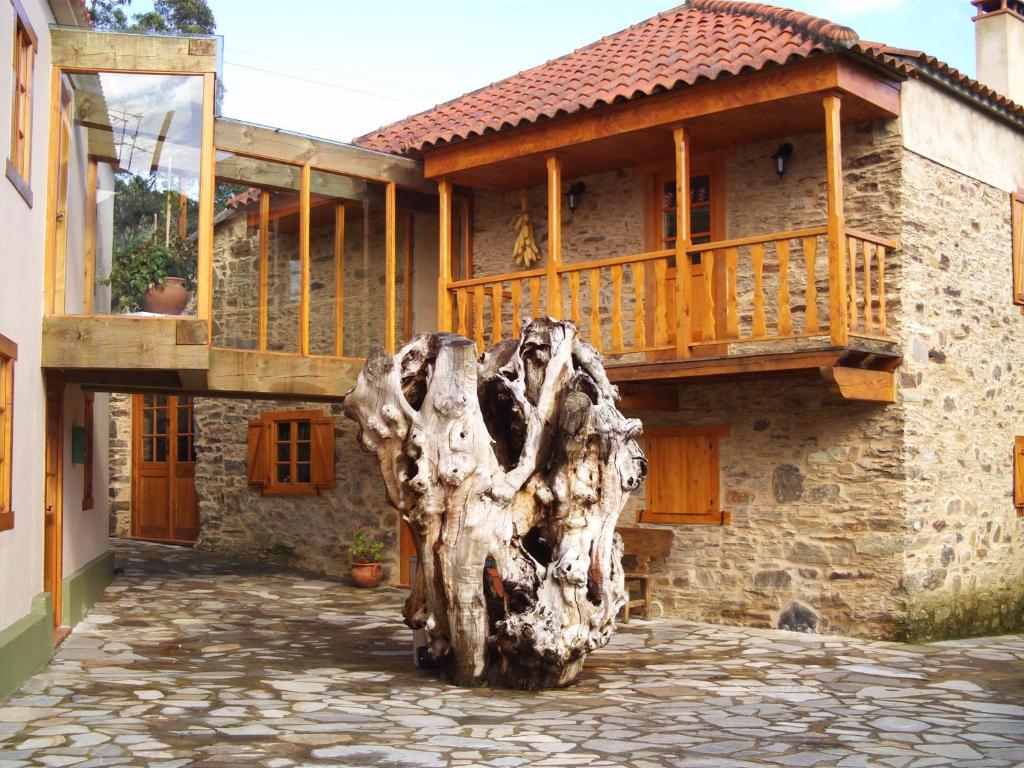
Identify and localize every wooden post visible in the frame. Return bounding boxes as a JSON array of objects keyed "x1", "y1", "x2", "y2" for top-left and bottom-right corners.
[
  {"x1": 673, "y1": 127, "x2": 692, "y2": 358},
  {"x1": 824, "y1": 93, "x2": 849, "y2": 347},
  {"x1": 334, "y1": 203, "x2": 345, "y2": 357},
  {"x1": 385, "y1": 181, "x2": 397, "y2": 353},
  {"x1": 198, "y1": 72, "x2": 215, "y2": 340},
  {"x1": 546, "y1": 155, "x2": 562, "y2": 318},
  {"x1": 299, "y1": 163, "x2": 311, "y2": 356},
  {"x1": 438, "y1": 179, "x2": 453, "y2": 332},
  {"x1": 258, "y1": 192, "x2": 269, "y2": 351},
  {"x1": 83, "y1": 158, "x2": 97, "y2": 314}
]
